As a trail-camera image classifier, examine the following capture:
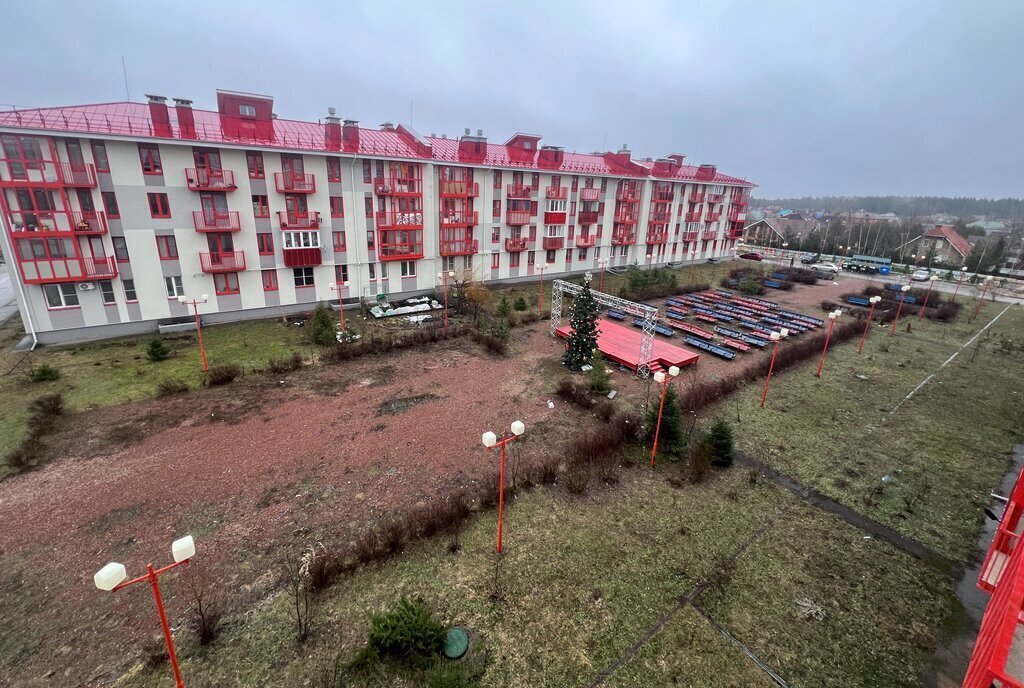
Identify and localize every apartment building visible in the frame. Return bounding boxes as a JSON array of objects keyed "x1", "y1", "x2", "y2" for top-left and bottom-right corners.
[{"x1": 0, "y1": 90, "x2": 753, "y2": 344}]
